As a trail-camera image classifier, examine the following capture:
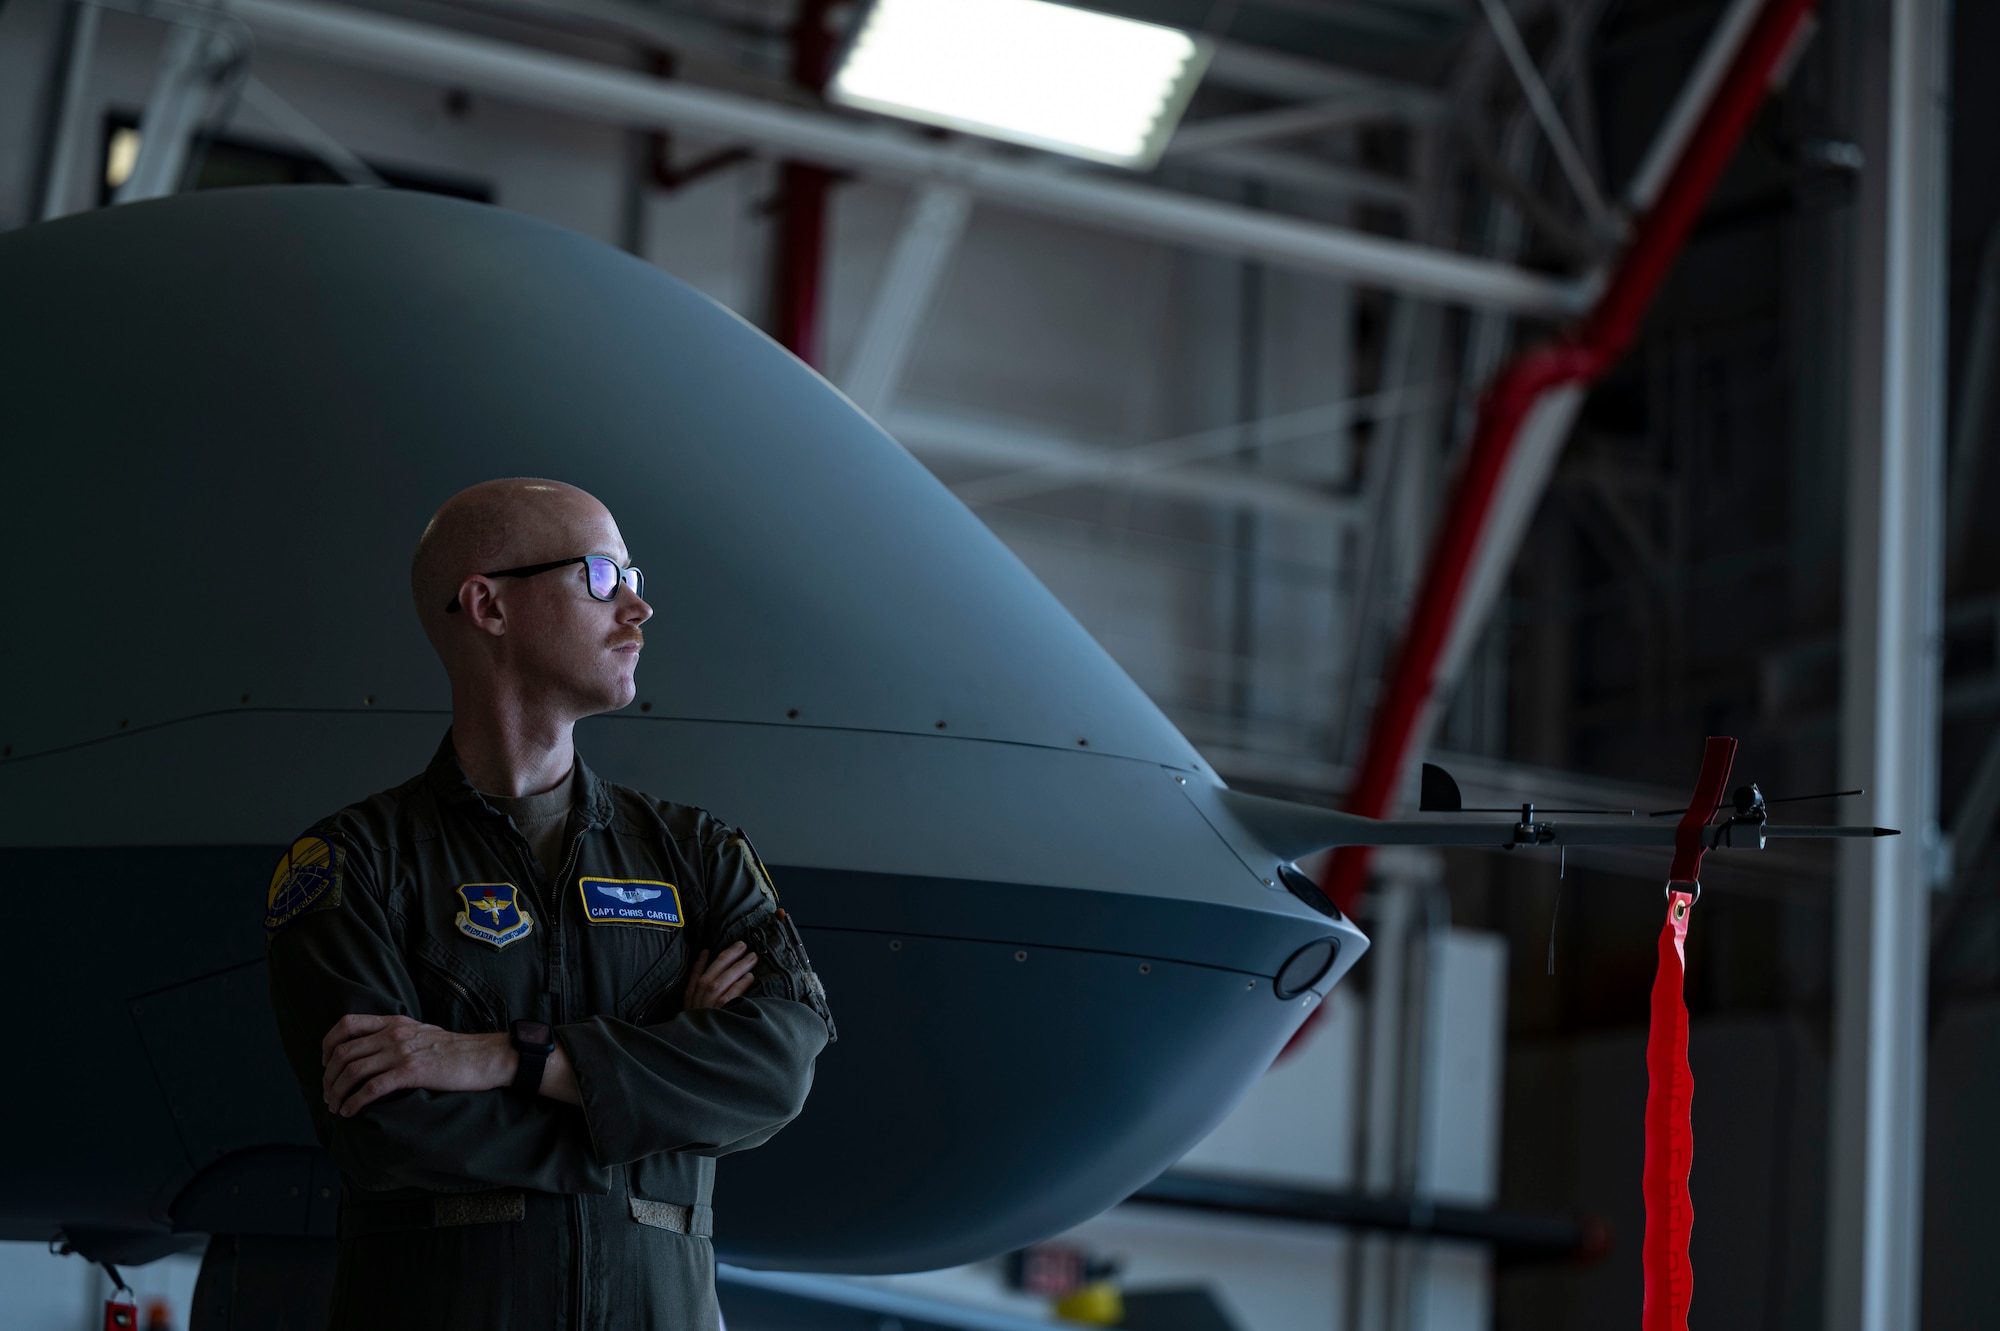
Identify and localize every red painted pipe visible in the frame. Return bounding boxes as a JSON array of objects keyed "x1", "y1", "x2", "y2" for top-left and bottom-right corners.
[
  {"x1": 774, "y1": 0, "x2": 838, "y2": 367},
  {"x1": 774, "y1": 161, "x2": 832, "y2": 365},
  {"x1": 1317, "y1": 0, "x2": 1822, "y2": 915}
]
